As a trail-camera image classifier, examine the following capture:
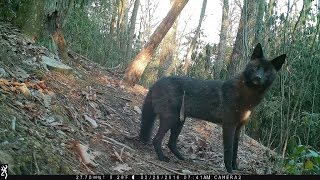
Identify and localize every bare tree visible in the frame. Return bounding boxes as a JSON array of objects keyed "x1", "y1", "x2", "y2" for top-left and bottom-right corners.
[
  {"x1": 126, "y1": 0, "x2": 140, "y2": 62},
  {"x1": 110, "y1": 0, "x2": 119, "y2": 35},
  {"x1": 265, "y1": 0, "x2": 276, "y2": 35},
  {"x1": 215, "y1": 0, "x2": 229, "y2": 78},
  {"x1": 117, "y1": 0, "x2": 129, "y2": 50},
  {"x1": 138, "y1": 0, "x2": 160, "y2": 45},
  {"x1": 227, "y1": 0, "x2": 259, "y2": 77},
  {"x1": 182, "y1": 0, "x2": 207, "y2": 75},
  {"x1": 116, "y1": 0, "x2": 128, "y2": 32},
  {"x1": 124, "y1": 0, "x2": 189, "y2": 85},
  {"x1": 140, "y1": 0, "x2": 179, "y2": 86},
  {"x1": 254, "y1": 0, "x2": 265, "y2": 45}
]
